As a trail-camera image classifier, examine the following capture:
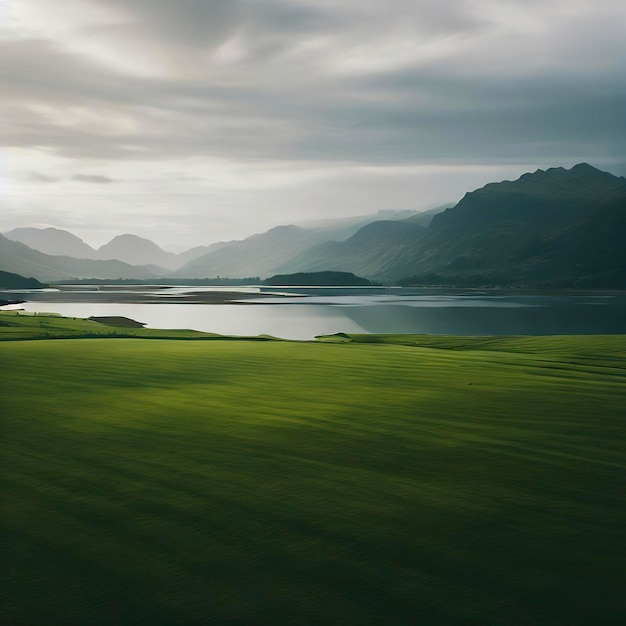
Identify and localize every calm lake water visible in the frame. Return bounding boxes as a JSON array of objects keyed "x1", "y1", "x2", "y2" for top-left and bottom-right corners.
[{"x1": 3, "y1": 286, "x2": 626, "y2": 340}]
